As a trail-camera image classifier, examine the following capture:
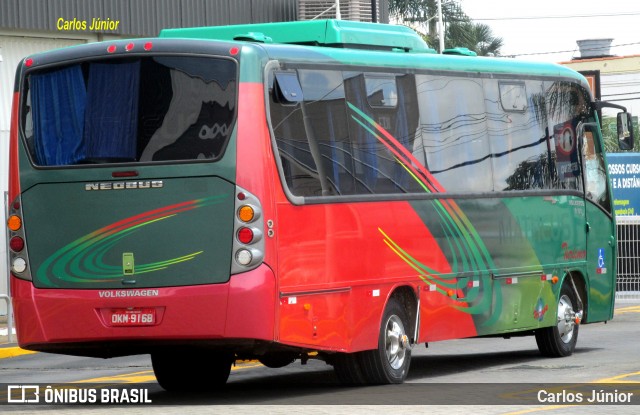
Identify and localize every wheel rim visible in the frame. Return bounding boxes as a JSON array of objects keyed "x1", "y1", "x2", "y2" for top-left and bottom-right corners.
[
  {"x1": 385, "y1": 314, "x2": 408, "y2": 370},
  {"x1": 557, "y1": 294, "x2": 576, "y2": 344}
]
